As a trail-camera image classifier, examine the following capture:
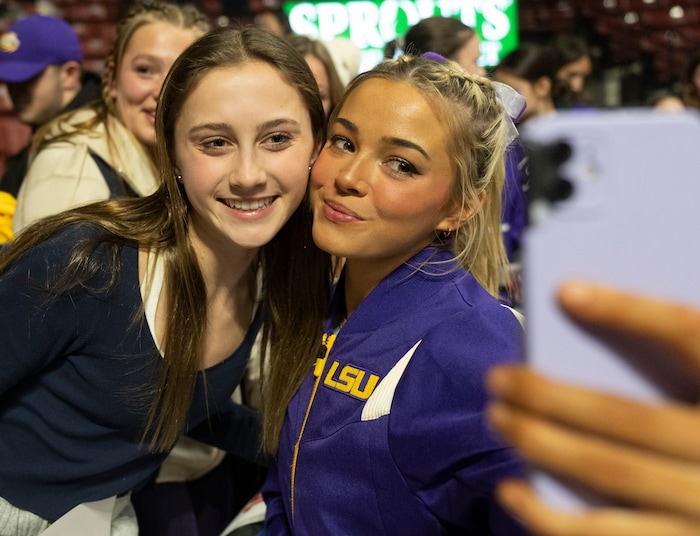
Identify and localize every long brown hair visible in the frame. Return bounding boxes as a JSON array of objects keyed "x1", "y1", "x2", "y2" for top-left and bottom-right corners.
[{"x1": 3, "y1": 27, "x2": 331, "y2": 453}]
